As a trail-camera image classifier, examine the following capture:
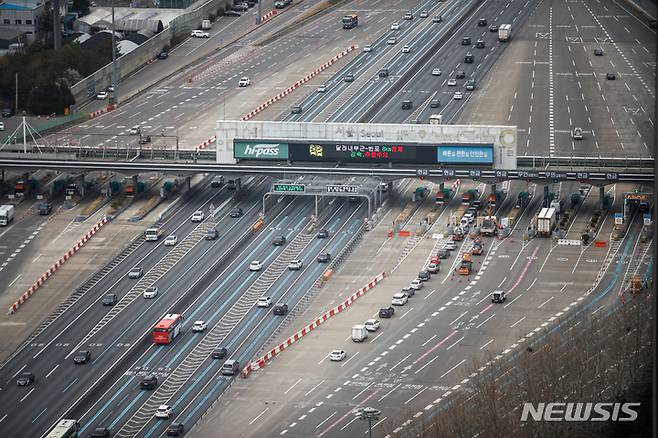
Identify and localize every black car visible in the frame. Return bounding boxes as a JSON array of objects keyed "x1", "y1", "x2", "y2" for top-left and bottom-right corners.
[
  {"x1": 102, "y1": 293, "x2": 118, "y2": 306},
  {"x1": 430, "y1": 99, "x2": 440, "y2": 108},
  {"x1": 212, "y1": 347, "x2": 228, "y2": 359},
  {"x1": 594, "y1": 48, "x2": 604, "y2": 56},
  {"x1": 317, "y1": 253, "x2": 331, "y2": 263},
  {"x1": 205, "y1": 229, "x2": 219, "y2": 240},
  {"x1": 476, "y1": 39, "x2": 485, "y2": 48},
  {"x1": 91, "y1": 428, "x2": 111, "y2": 438},
  {"x1": 489, "y1": 24, "x2": 498, "y2": 32},
  {"x1": 225, "y1": 9, "x2": 241, "y2": 16},
  {"x1": 478, "y1": 18, "x2": 487, "y2": 26},
  {"x1": 436, "y1": 249, "x2": 450, "y2": 259},
  {"x1": 226, "y1": 179, "x2": 237, "y2": 190},
  {"x1": 157, "y1": 51, "x2": 169, "y2": 60},
  {"x1": 455, "y1": 71, "x2": 466, "y2": 79},
  {"x1": 606, "y1": 72, "x2": 616, "y2": 80},
  {"x1": 273, "y1": 235, "x2": 286, "y2": 246},
  {"x1": 1, "y1": 108, "x2": 14, "y2": 117},
  {"x1": 74, "y1": 350, "x2": 91, "y2": 364},
  {"x1": 418, "y1": 270, "x2": 431, "y2": 281},
  {"x1": 229, "y1": 207, "x2": 243, "y2": 218},
  {"x1": 167, "y1": 423, "x2": 185, "y2": 437},
  {"x1": 140, "y1": 375, "x2": 158, "y2": 390},
  {"x1": 344, "y1": 74, "x2": 355, "y2": 82},
  {"x1": 379, "y1": 306, "x2": 395, "y2": 318},
  {"x1": 317, "y1": 229, "x2": 329, "y2": 238},
  {"x1": 273, "y1": 303, "x2": 288, "y2": 316},
  {"x1": 464, "y1": 53, "x2": 474, "y2": 63},
  {"x1": 378, "y1": 68, "x2": 389, "y2": 77},
  {"x1": 38, "y1": 202, "x2": 52, "y2": 215},
  {"x1": 291, "y1": 106, "x2": 302, "y2": 115},
  {"x1": 16, "y1": 372, "x2": 34, "y2": 386},
  {"x1": 461, "y1": 36, "x2": 471, "y2": 45},
  {"x1": 401, "y1": 100, "x2": 413, "y2": 110},
  {"x1": 472, "y1": 200, "x2": 482, "y2": 209}
]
